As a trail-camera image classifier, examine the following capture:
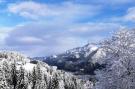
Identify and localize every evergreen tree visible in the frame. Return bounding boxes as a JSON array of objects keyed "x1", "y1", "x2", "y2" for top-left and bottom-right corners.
[
  {"x1": 0, "y1": 66, "x2": 9, "y2": 89},
  {"x1": 35, "y1": 63, "x2": 45, "y2": 89},
  {"x1": 44, "y1": 74, "x2": 49, "y2": 87},
  {"x1": 2, "y1": 61, "x2": 11, "y2": 86},
  {"x1": 32, "y1": 67, "x2": 36, "y2": 89},
  {"x1": 48, "y1": 74, "x2": 59, "y2": 89},
  {"x1": 36, "y1": 63, "x2": 42, "y2": 82},
  {"x1": 10, "y1": 62, "x2": 18, "y2": 89},
  {"x1": 50, "y1": 76, "x2": 59, "y2": 89},
  {"x1": 17, "y1": 66, "x2": 27, "y2": 89}
]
